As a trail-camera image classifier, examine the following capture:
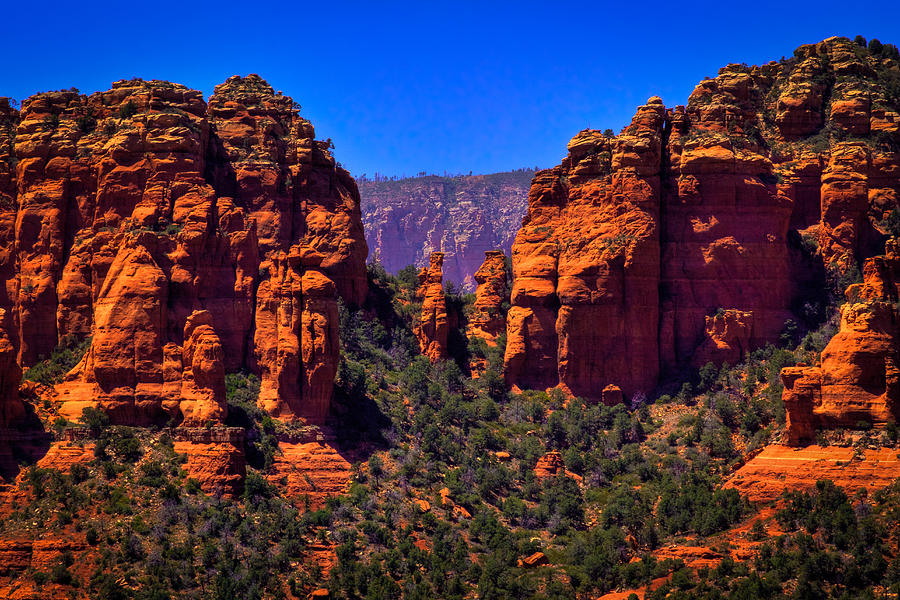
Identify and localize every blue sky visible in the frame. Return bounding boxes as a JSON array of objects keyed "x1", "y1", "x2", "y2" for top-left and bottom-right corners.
[{"x1": 3, "y1": 1, "x2": 899, "y2": 177}]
